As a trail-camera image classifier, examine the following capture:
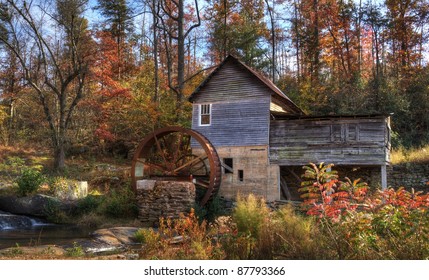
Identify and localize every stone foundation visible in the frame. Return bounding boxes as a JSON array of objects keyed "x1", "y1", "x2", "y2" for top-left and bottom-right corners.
[
  {"x1": 136, "y1": 180, "x2": 195, "y2": 226},
  {"x1": 387, "y1": 163, "x2": 429, "y2": 192},
  {"x1": 194, "y1": 145, "x2": 280, "y2": 201}
]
